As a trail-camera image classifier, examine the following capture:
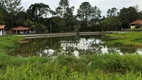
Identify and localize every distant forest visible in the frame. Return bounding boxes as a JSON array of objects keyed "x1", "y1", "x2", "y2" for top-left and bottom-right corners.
[{"x1": 0, "y1": 0, "x2": 142, "y2": 33}]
